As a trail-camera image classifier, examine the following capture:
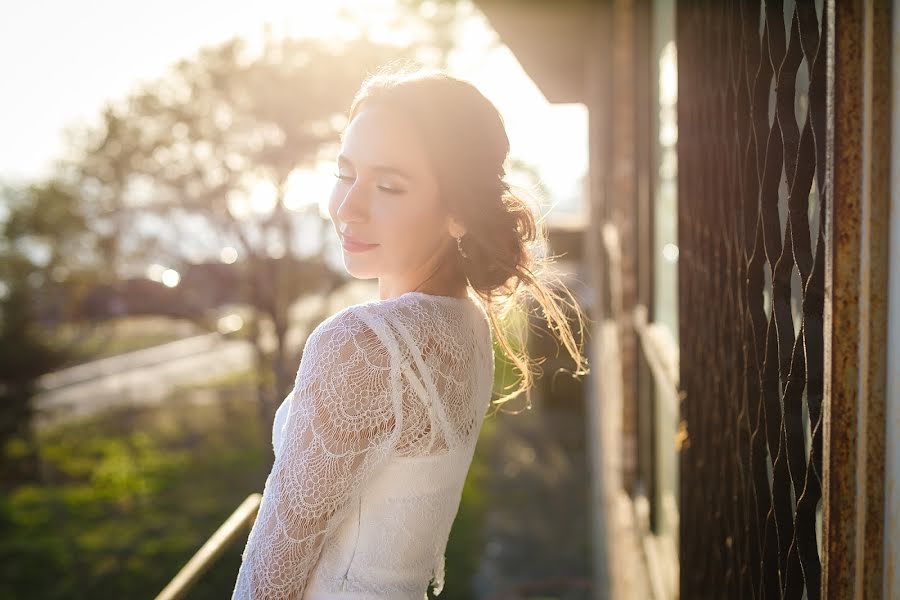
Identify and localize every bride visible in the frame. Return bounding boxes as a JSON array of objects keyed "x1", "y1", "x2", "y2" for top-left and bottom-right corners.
[{"x1": 231, "y1": 63, "x2": 588, "y2": 599}]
